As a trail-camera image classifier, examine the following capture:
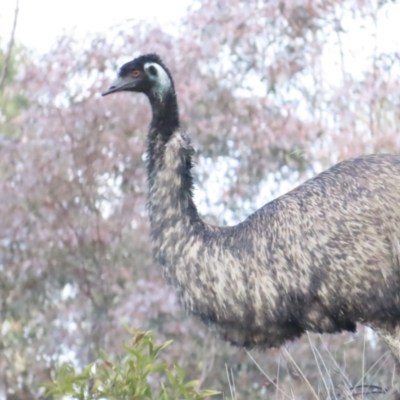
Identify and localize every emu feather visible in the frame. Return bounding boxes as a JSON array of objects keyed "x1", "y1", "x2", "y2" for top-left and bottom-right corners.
[{"x1": 102, "y1": 54, "x2": 400, "y2": 362}]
